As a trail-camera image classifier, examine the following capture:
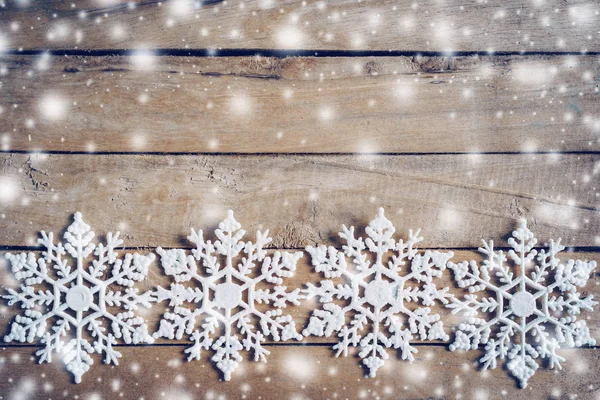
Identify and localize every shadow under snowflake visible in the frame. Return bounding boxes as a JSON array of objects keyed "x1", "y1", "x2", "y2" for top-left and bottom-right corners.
[
  {"x1": 3, "y1": 212, "x2": 156, "y2": 383},
  {"x1": 447, "y1": 219, "x2": 597, "y2": 388}
]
